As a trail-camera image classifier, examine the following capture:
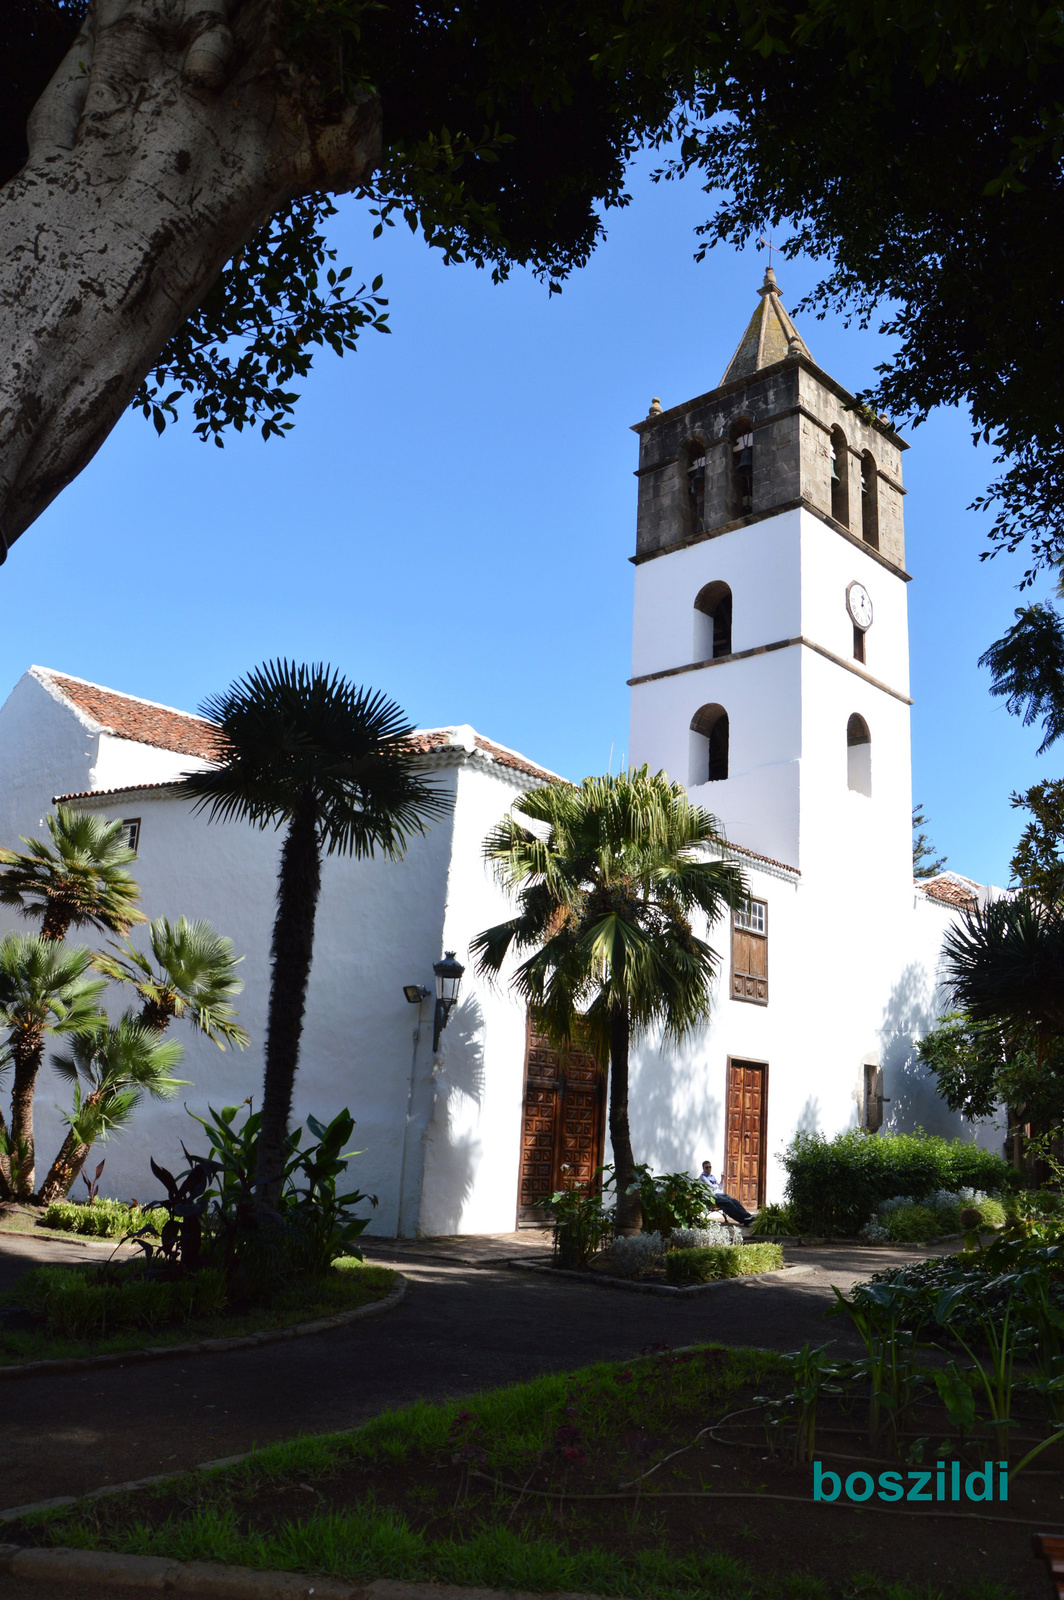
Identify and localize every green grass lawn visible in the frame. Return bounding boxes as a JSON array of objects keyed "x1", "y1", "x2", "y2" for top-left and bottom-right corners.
[
  {"x1": 11, "y1": 1343, "x2": 1028, "y2": 1600},
  {"x1": 0, "y1": 1260, "x2": 397, "y2": 1365}
]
